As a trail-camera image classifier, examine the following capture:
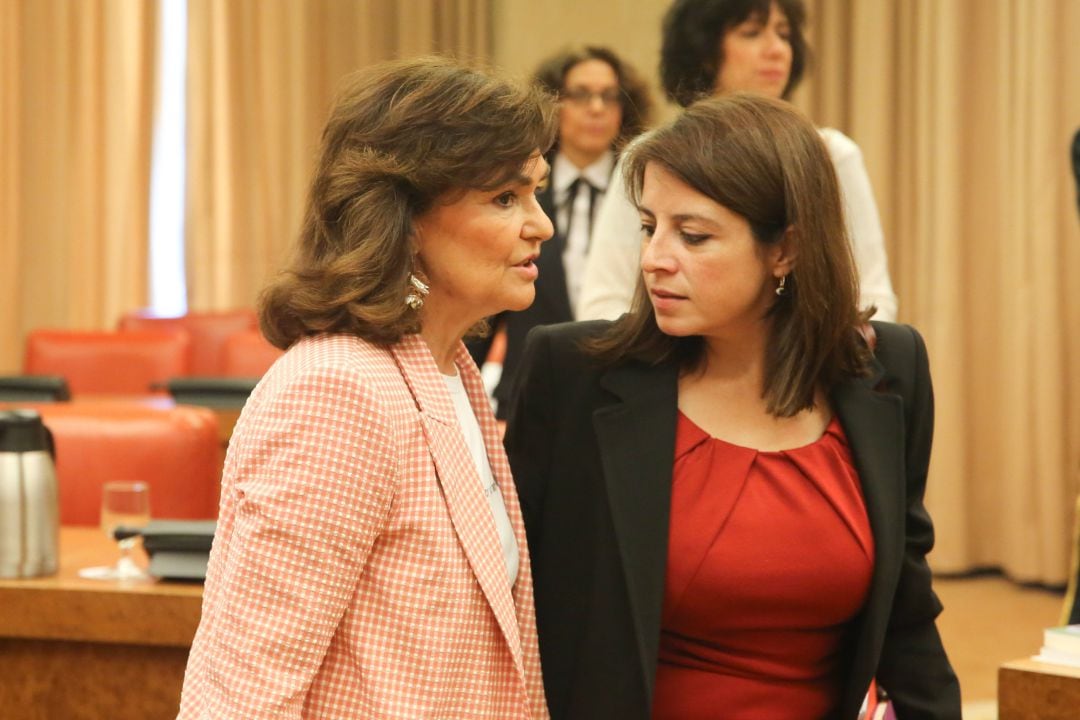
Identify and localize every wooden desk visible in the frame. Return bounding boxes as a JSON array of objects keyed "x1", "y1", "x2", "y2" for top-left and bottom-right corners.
[
  {"x1": 999, "y1": 657, "x2": 1080, "y2": 720},
  {"x1": 0, "y1": 526, "x2": 202, "y2": 720}
]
